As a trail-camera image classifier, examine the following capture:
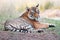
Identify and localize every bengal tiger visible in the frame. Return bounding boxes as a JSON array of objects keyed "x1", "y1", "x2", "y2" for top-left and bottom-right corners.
[{"x1": 4, "y1": 4, "x2": 55, "y2": 33}]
